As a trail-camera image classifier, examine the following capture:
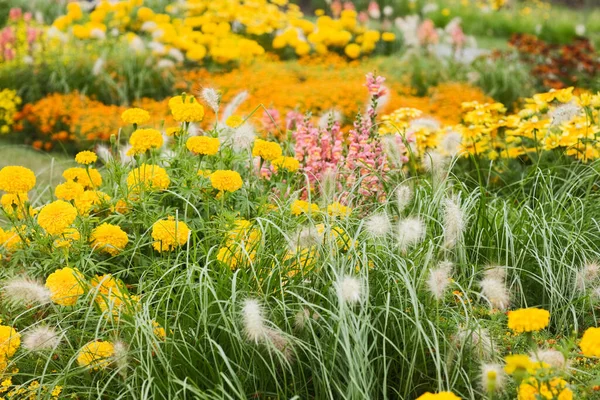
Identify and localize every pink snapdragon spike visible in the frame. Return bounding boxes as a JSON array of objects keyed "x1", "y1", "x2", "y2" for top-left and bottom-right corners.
[
  {"x1": 358, "y1": 11, "x2": 369, "y2": 24},
  {"x1": 285, "y1": 111, "x2": 304, "y2": 131},
  {"x1": 331, "y1": 0, "x2": 342, "y2": 18},
  {"x1": 9, "y1": 8, "x2": 22, "y2": 21},
  {"x1": 343, "y1": 2, "x2": 355, "y2": 10},
  {"x1": 417, "y1": 19, "x2": 439, "y2": 47},
  {"x1": 365, "y1": 72, "x2": 387, "y2": 98},
  {"x1": 368, "y1": 1, "x2": 381, "y2": 19},
  {"x1": 23, "y1": 12, "x2": 32, "y2": 22},
  {"x1": 450, "y1": 24, "x2": 466, "y2": 50}
]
